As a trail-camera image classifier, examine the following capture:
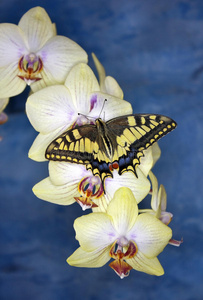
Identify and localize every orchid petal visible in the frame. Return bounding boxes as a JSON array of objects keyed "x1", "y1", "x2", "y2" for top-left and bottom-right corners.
[
  {"x1": 67, "y1": 246, "x2": 111, "y2": 268},
  {"x1": 92, "y1": 53, "x2": 106, "y2": 91},
  {"x1": 159, "y1": 184, "x2": 167, "y2": 211},
  {"x1": 30, "y1": 68, "x2": 57, "y2": 92},
  {"x1": 52, "y1": 23, "x2": 57, "y2": 35},
  {"x1": 74, "y1": 213, "x2": 117, "y2": 251},
  {"x1": 93, "y1": 194, "x2": 111, "y2": 213},
  {"x1": 0, "y1": 63, "x2": 26, "y2": 98},
  {"x1": 37, "y1": 36, "x2": 87, "y2": 85},
  {"x1": 107, "y1": 187, "x2": 138, "y2": 235},
  {"x1": 18, "y1": 7, "x2": 55, "y2": 52},
  {"x1": 104, "y1": 76, "x2": 124, "y2": 99},
  {"x1": 127, "y1": 251, "x2": 164, "y2": 276},
  {"x1": 149, "y1": 171, "x2": 159, "y2": 211},
  {"x1": 128, "y1": 213, "x2": 172, "y2": 258},
  {"x1": 160, "y1": 211, "x2": 173, "y2": 225},
  {"x1": 0, "y1": 24, "x2": 27, "y2": 66},
  {"x1": 64, "y1": 63, "x2": 100, "y2": 113},
  {"x1": 26, "y1": 85, "x2": 76, "y2": 133},
  {"x1": 105, "y1": 168, "x2": 150, "y2": 204},
  {"x1": 49, "y1": 161, "x2": 89, "y2": 185},
  {"x1": 151, "y1": 142, "x2": 161, "y2": 166},
  {"x1": 28, "y1": 127, "x2": 70, "y2": 162},
  {"x1": 139, "y1": 147, "x2": 154, "y2": 177},
  {"x1": 139, "y1": 144, "x2": 160, "y2": 176},
  {"x1": 0, "y1": 98, "x2": 9, "y2": 113},
  {"x1": 33, "y1": 177, "x2": 77, "y2": 205}
]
